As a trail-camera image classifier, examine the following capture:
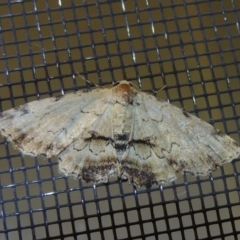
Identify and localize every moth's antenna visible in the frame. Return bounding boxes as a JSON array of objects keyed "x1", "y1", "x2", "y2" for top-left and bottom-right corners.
[
  {"x1": 153, "y1": 85, "x2": 167, "y2": 94},
  {"x1": 76, "y1": 72, "x2": 100, "y2": 88}
]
